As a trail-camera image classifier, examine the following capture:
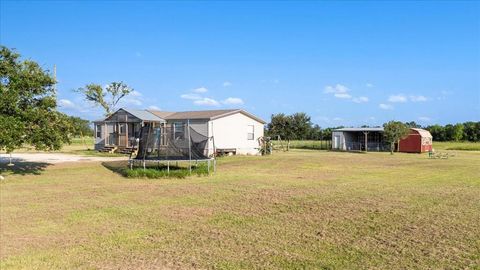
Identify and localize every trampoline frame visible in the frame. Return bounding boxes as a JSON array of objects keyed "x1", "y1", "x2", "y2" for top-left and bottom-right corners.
[{"x1": 129, "y1": 119, "x2": 217, "y2": 174}]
